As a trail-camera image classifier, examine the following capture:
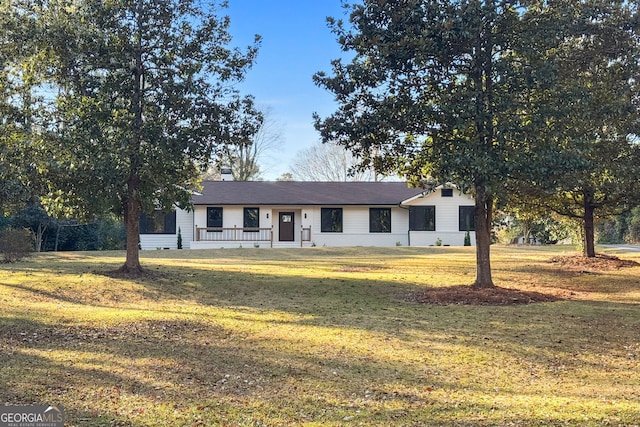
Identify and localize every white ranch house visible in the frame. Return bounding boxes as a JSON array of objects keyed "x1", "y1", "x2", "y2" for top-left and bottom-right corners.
[{"x1": 139, "y1": 181, "x2": 476, "y2": 250}]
